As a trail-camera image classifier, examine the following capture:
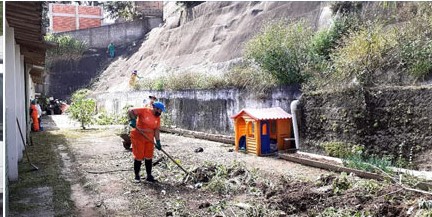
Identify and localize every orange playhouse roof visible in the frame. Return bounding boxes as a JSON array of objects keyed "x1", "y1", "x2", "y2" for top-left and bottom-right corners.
[{"x1": 231, "y1": 107, "x2": 292, "y2": 120}]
